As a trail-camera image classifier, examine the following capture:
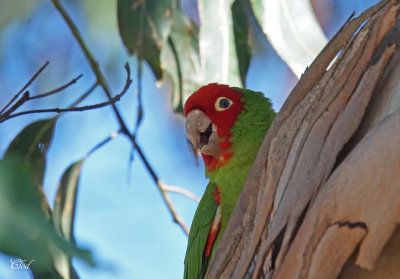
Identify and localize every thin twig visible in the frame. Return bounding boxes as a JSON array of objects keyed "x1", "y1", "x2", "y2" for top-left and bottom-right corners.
[
  {"x1": 158, "y1": 182, "x2": 190, "y2": 234},
  {"x1": 1, "y1": 90, "x2": 126, "y2": 122},
  {"x1": 1, "y1": 68, "x2": 85, "y2": 119},
  {"x1": 0, "y1": 68, "x2": 131, "y2": 123},
  {"x1": 0, "y1": 61, "x2": 49, "y2": 115},
  {"x1": 50, "y1": 0, "x2": 190, "y2": 235},
  {"x1": 134, "y1": 61, "x2": 143, "y2": 134},
  {"x1": 68, "y1": 82, "x2": 98, "y2": 108},
  {"x1": 128, "y1": 61, "x2": 143, "y2": 163},
  {"x1": 86, "y1": 130, "x2": 120, "y2": 158},
  {"x1": 1, "y1": 91, "x2": 30, "y2": 118},
  {"x1": 29, "y1": 74, "x2": 83, "y2": 100},
  {"x1": 161, "y1": 183, "x2": 200, "y2": 203}
]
